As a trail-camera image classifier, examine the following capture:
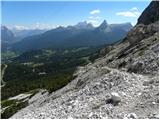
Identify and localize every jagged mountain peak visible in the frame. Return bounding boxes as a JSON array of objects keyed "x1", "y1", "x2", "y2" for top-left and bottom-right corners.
[
  {"x1": 65, "y1": 21, "x2": 94, "y2": 30},
  {"x1": 98, "y1": 20, "x2": 108, "y2": 30},
  {"x1": 74, "y1": 21, "x2": 94, "y2": 29},
  {"x1": 102, "y1": 20, "x2": 108, "y2": 25},
  {"x1": 76, "y1": 21, "x2": 88, "y2": 26}
]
